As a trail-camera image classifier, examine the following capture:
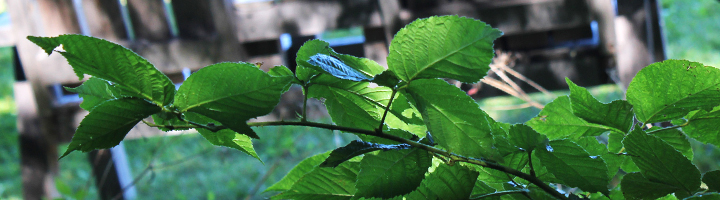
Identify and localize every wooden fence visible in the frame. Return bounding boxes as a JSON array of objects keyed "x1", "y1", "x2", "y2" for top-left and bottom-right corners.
[{"x1": 3, "y1": 0, "x2": 665, "y2": 199}]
